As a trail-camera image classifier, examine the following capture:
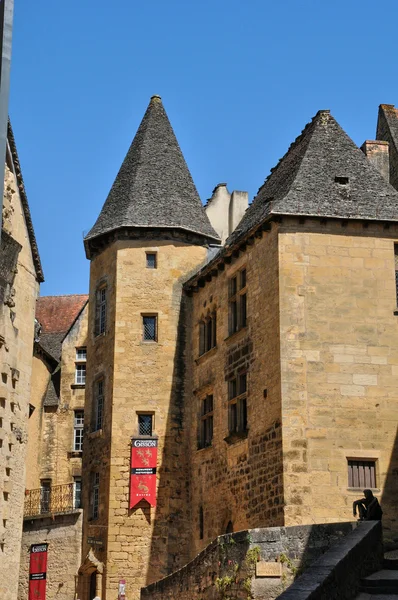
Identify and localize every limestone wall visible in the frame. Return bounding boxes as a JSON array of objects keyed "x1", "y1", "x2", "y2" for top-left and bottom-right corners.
[
  {"x1": 141, "y1": 522, "x2": 355, "y2": 600},
  {"x1": 185, "y1": 225, "x2": 283, "y2": 559},
  {"x1": 25, "y1": 354, "x2": 51, "y2": 489},
  {"x1": 0, "y1": 162, "x2": 40, "y2": 600},
  {"x1": 81, "y1": 239, "x2": 208, "y2": 600},
  {"x1": 18, "y1": 510, "x2": 83, "y2": 600},
  {"x1": 278, "y1": 218, "x2": 398, "y2": 543}
]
